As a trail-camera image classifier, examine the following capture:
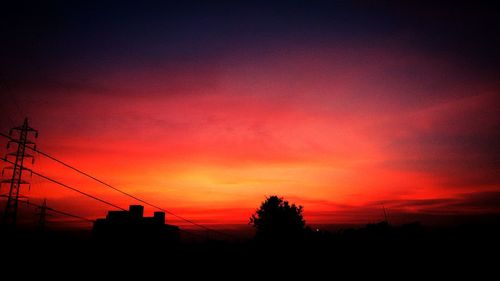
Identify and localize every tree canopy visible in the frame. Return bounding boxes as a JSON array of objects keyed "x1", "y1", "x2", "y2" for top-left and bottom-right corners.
[{"x1": 249, "y1": 195, "x2": 306, "y2": 241}]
